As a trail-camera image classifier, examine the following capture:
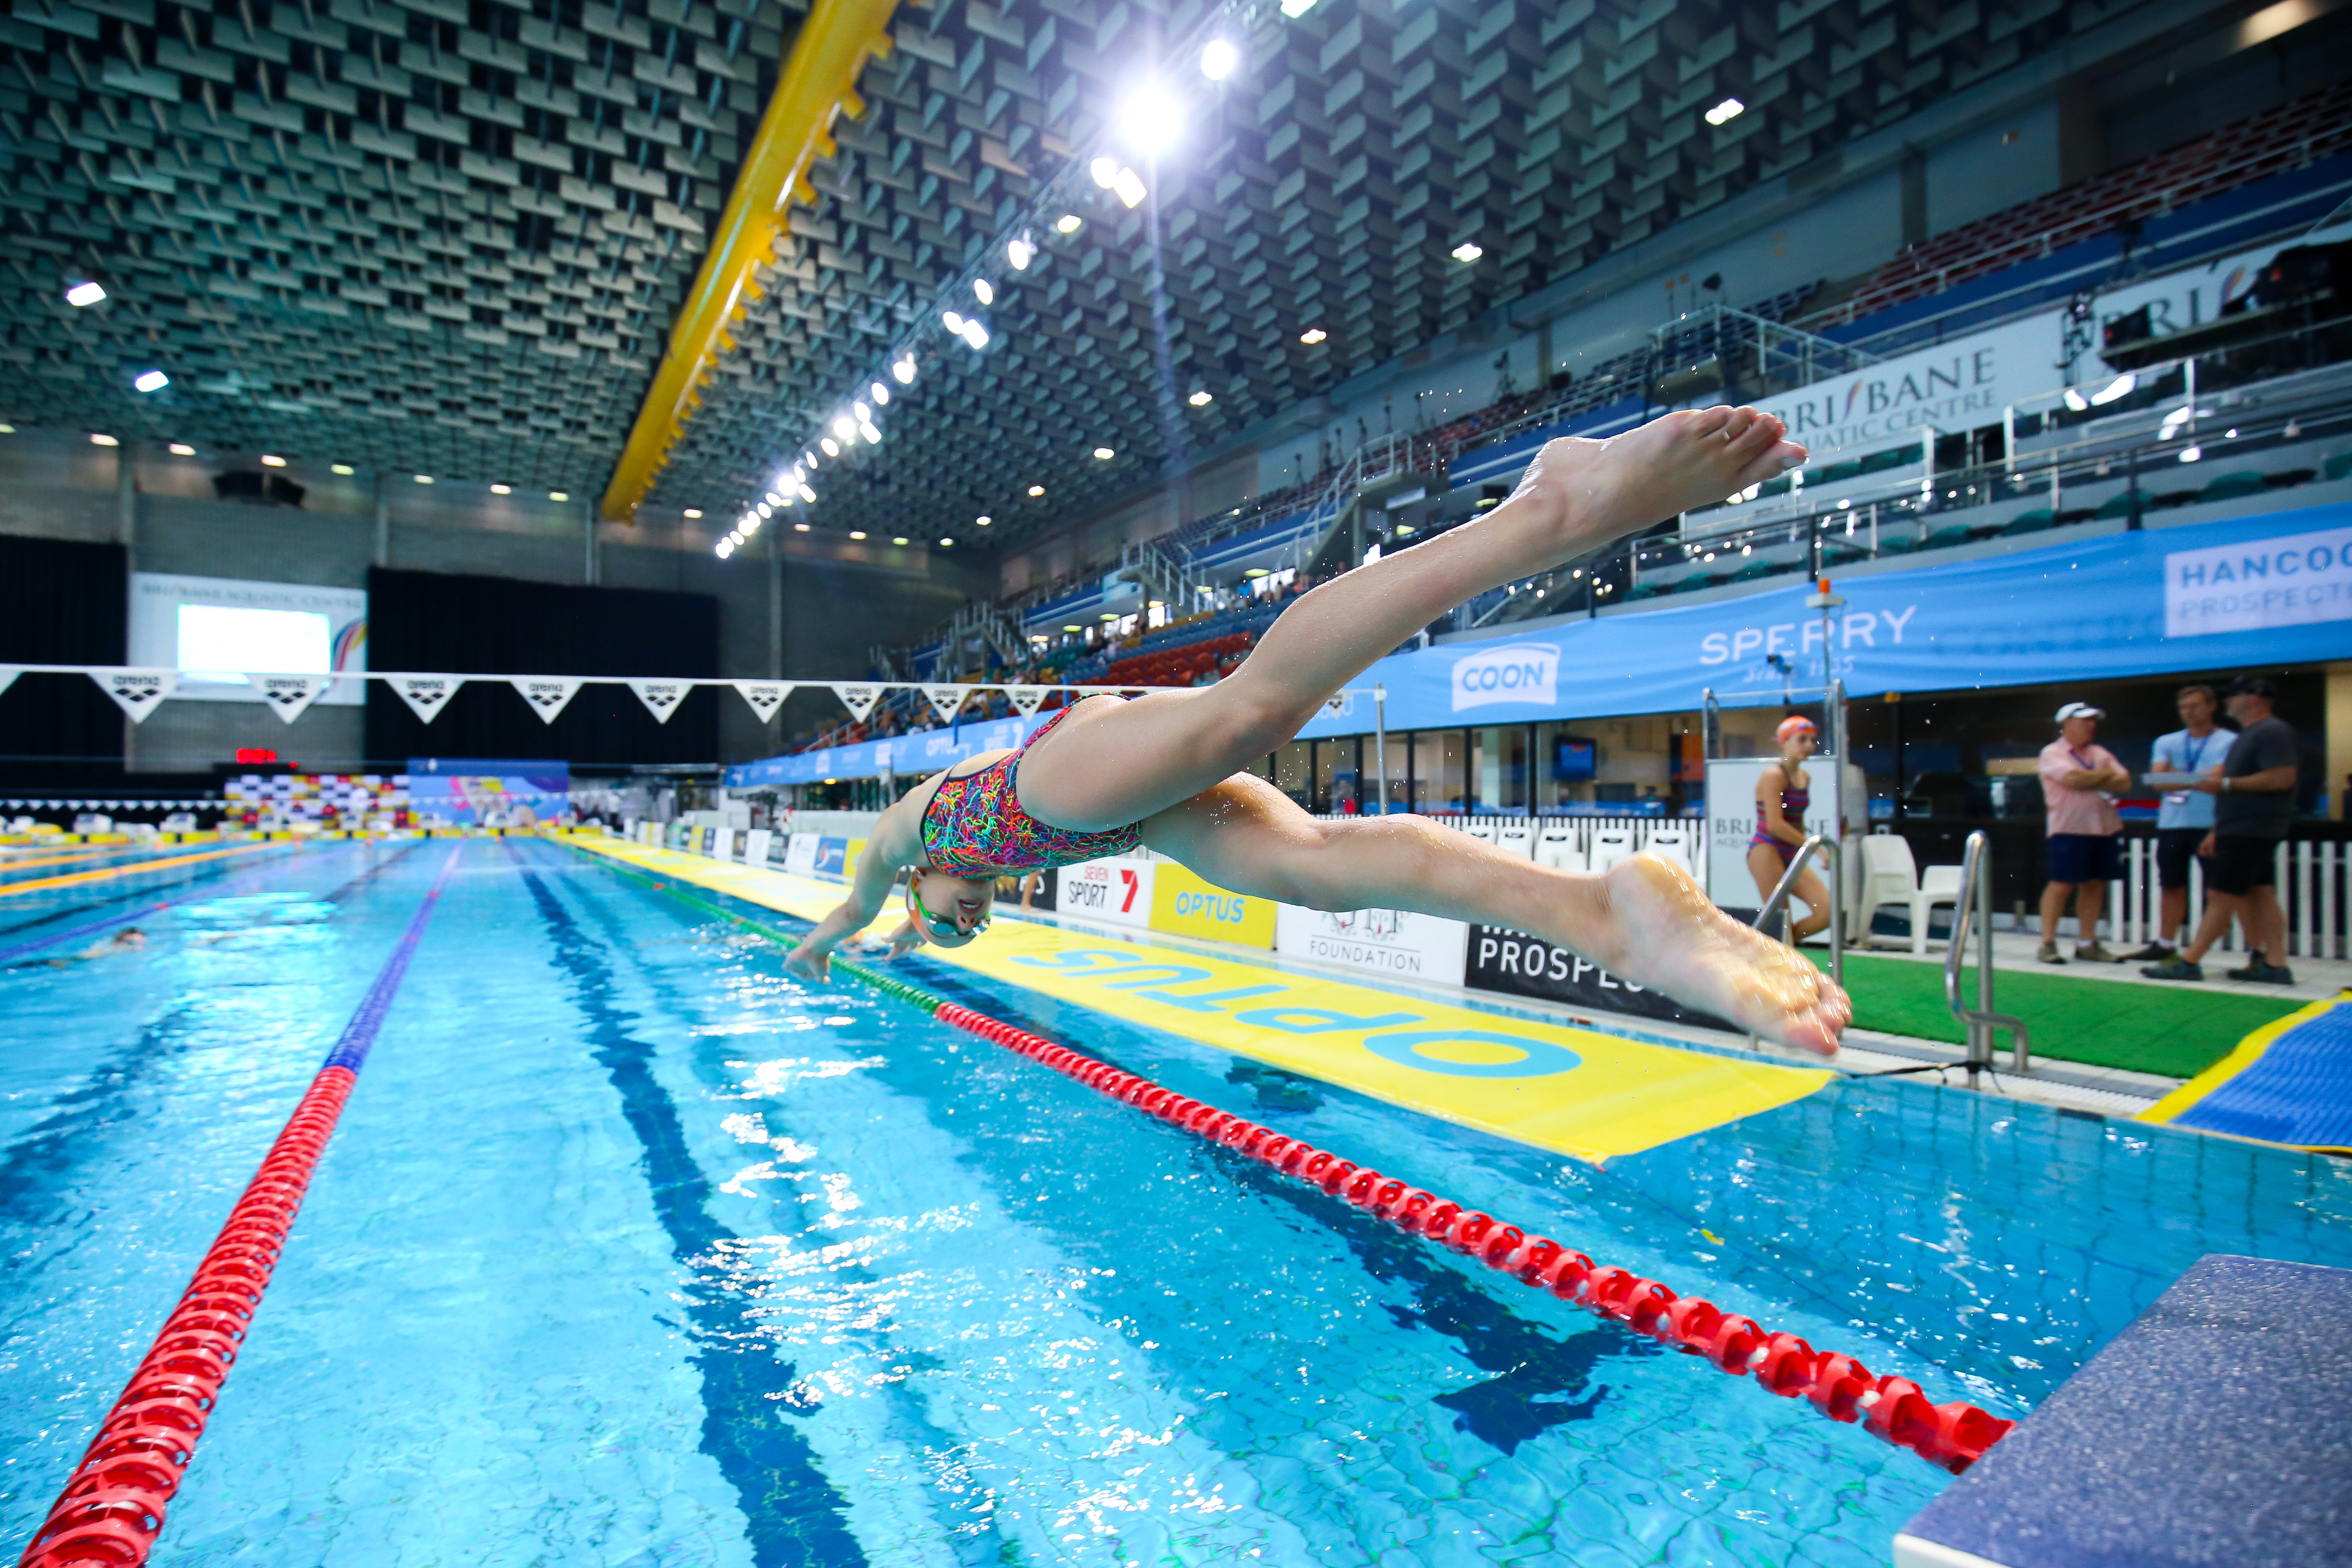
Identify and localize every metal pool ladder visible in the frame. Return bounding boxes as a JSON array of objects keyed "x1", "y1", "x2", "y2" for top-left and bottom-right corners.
[
  {"x1": 1945, "y1": 830, "x2": 2030, "y2": 1080},
  {"x1": 1751, "y1": 833, "x2": 1842, "y2": 1050}
]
